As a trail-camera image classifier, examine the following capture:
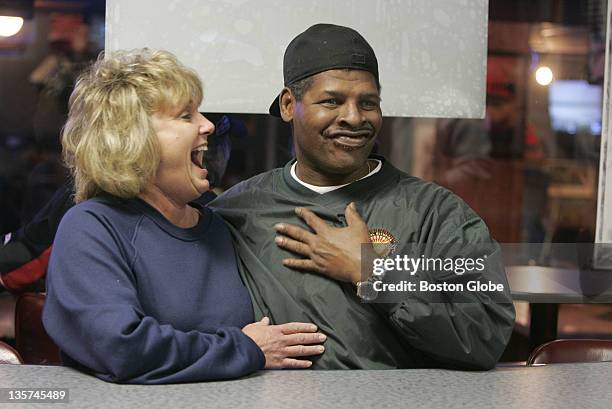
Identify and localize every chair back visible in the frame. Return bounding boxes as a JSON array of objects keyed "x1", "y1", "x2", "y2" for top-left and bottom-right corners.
[
  {"x1": 528, "y1": 339, "x2": 612, "y2": 365},
  {"x1": 15, "y1": 293, "x2": 61, "y2": 365},
  {"x1": 0, "y1": 341, "x2": 23, "y2": 364}
]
